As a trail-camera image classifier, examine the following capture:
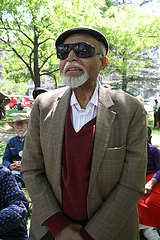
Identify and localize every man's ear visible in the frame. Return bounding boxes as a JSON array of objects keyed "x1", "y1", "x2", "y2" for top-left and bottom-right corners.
[{"x1": 100, "y1": 57, "x2": 108, "y2": 70}]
